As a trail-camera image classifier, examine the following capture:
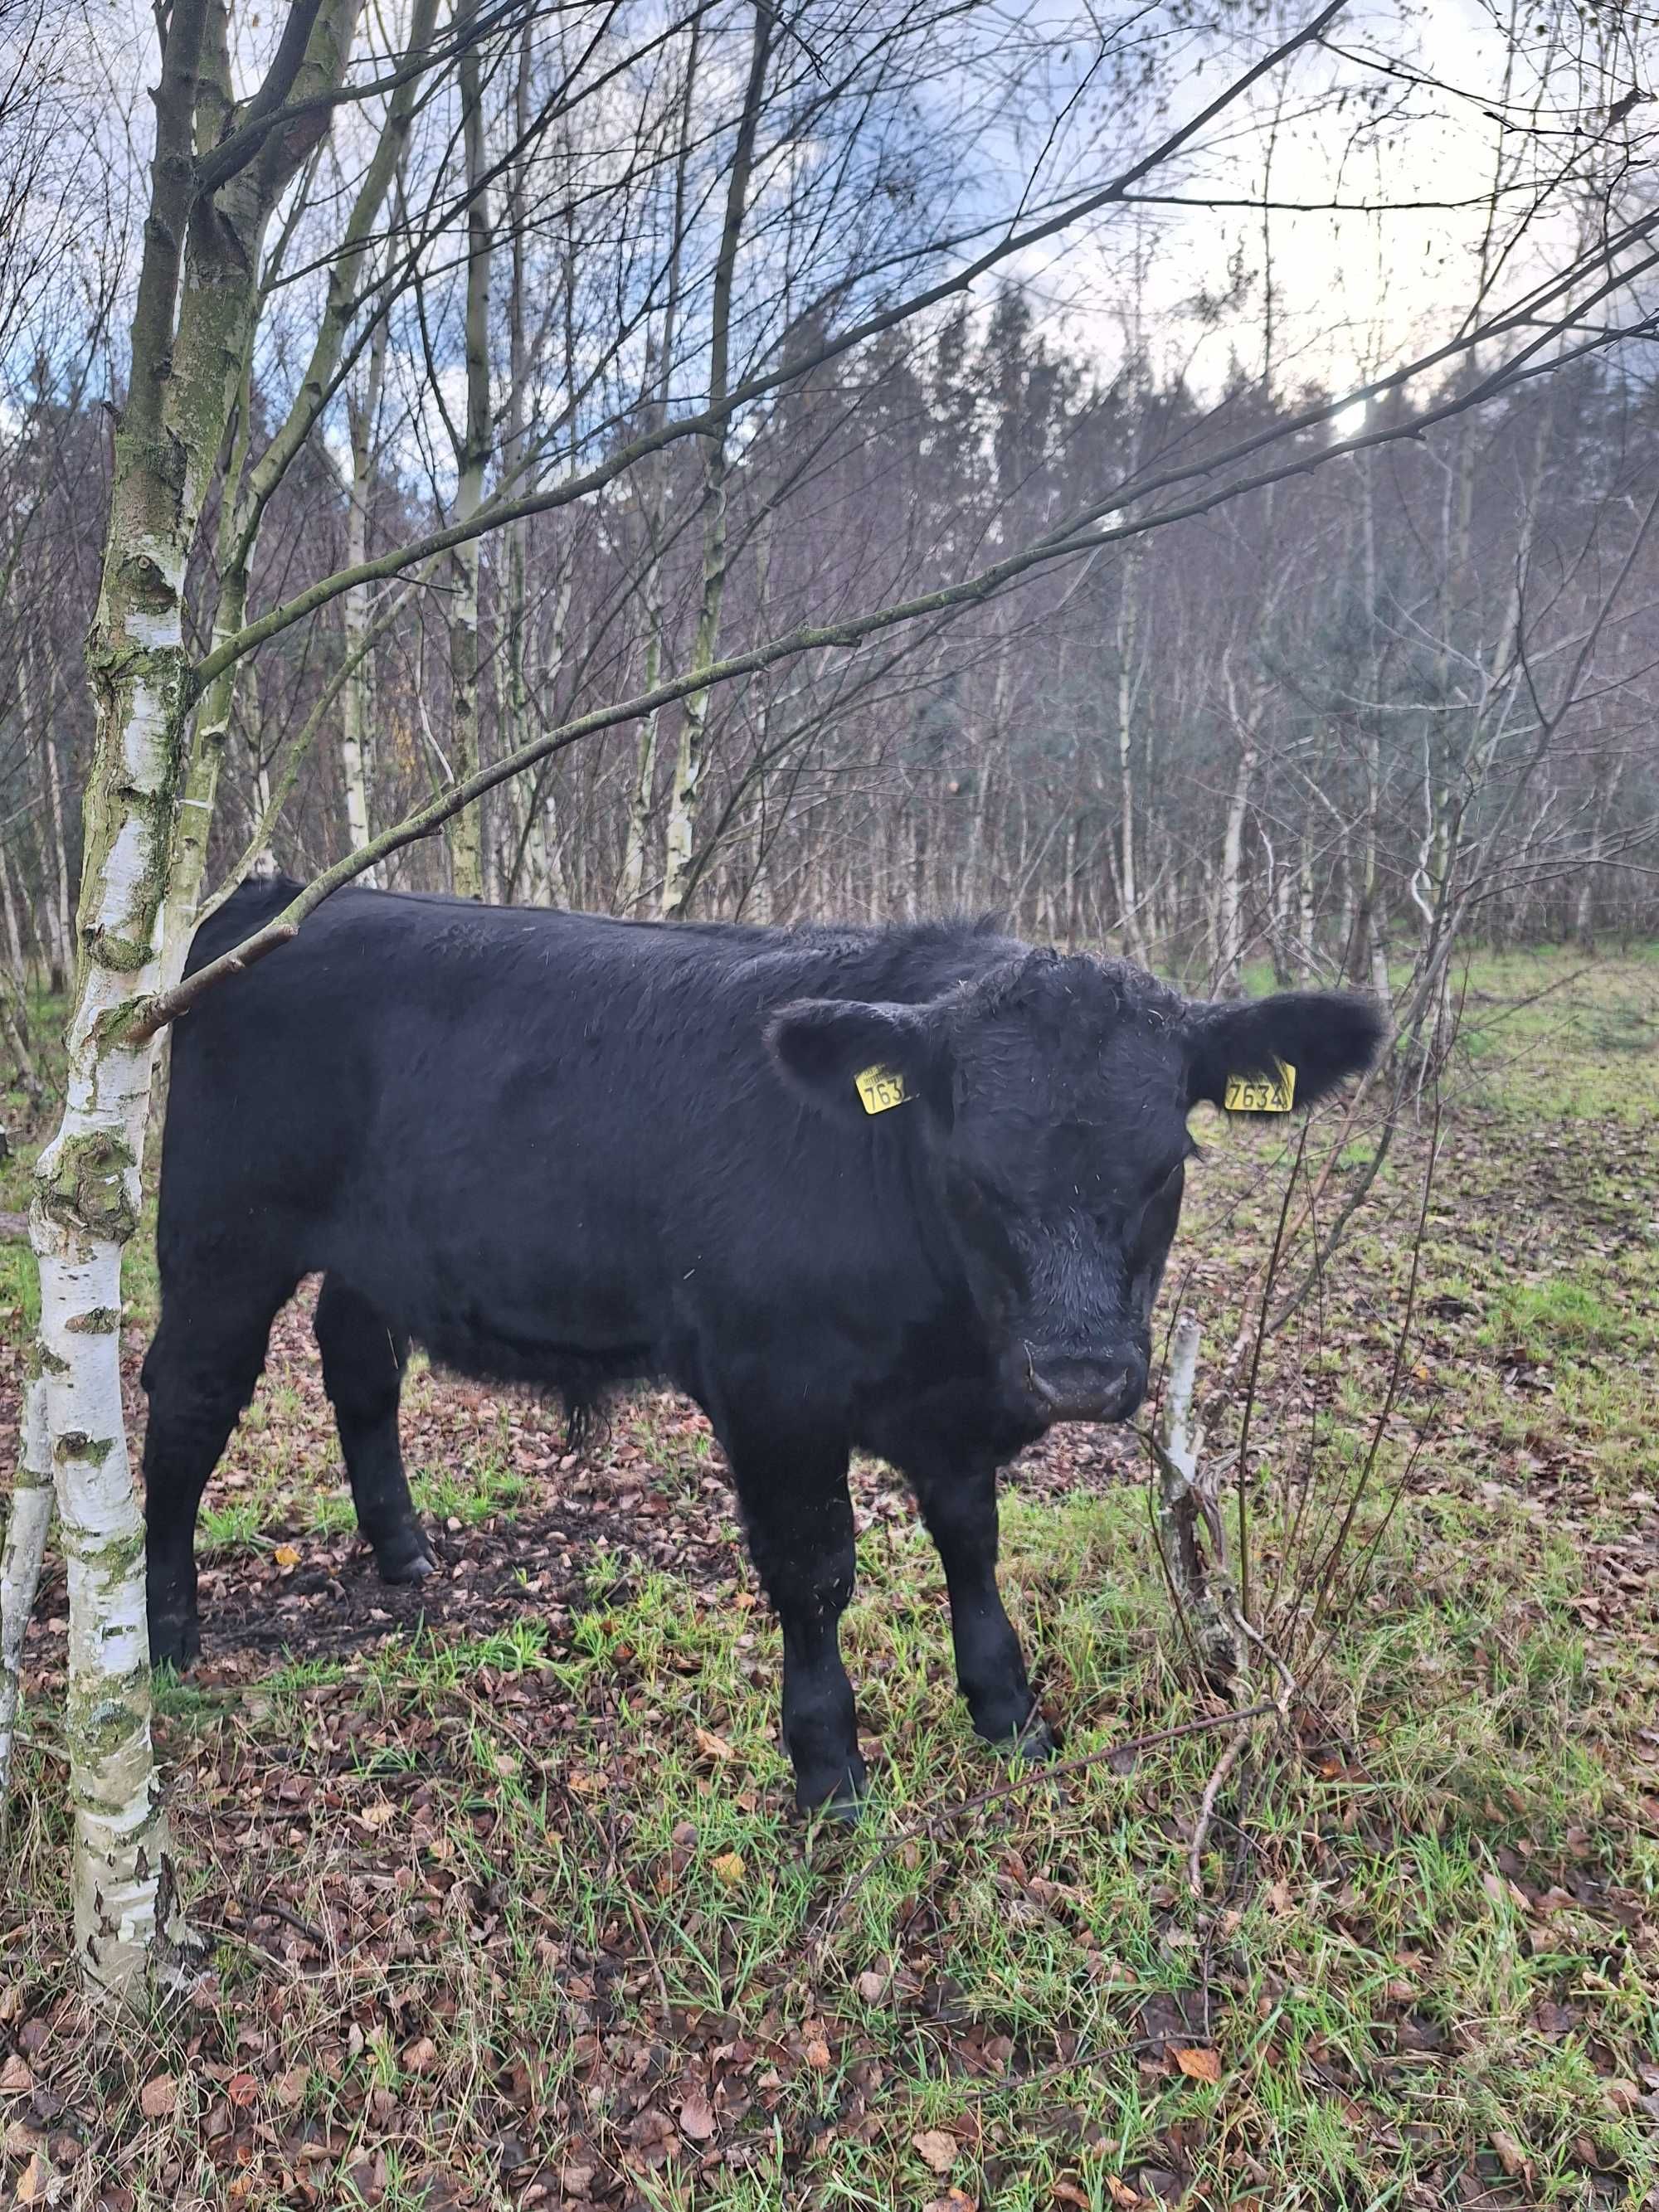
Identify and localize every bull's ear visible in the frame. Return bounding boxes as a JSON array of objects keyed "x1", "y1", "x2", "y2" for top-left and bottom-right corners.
[
  {"x1": 766, "y1": 998, "x2": 949, "y2": 1122},
  {"x1": 1185, "y1": 991, "x2": 1384, "y2": 1111}
]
